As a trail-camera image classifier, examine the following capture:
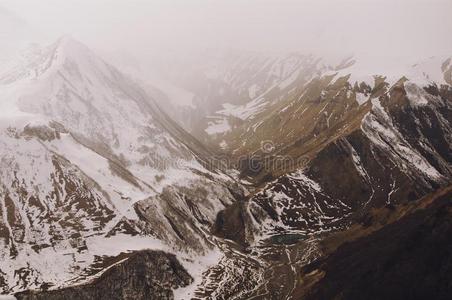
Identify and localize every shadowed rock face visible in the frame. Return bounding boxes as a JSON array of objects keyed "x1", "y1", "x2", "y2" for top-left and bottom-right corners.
[
  {"x1": 212, "y1": 201, "x2": 248, "y2": 246},
  {"x1": 15, "y1": 250, "x2": 192, "y2": 300},
  {"x1": 301, "y1": 188, "x2": 452, "y2": 300}
]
